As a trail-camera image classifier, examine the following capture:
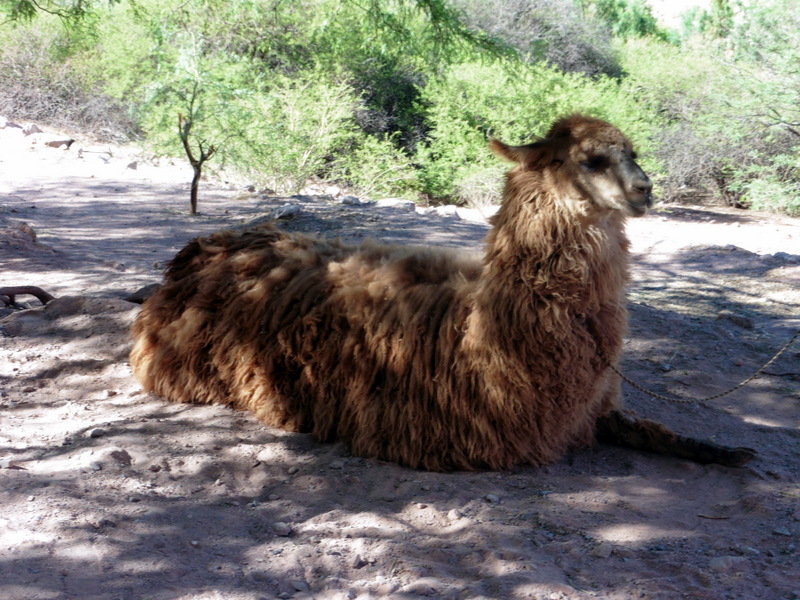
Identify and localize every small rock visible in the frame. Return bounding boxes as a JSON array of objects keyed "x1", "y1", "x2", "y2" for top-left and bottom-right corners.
[
  {"x1": 485, "y1": 493, "x2": 501, "y2": 503},
  {"x1": 591, "y1": 542, "x2": 613, "y2": 558},
  {"x1": 95, "y1": 518, "x2": 116, "y2": 529},
  {"x1": 45, "y1": 138, "x2": 75, "y2": 149},
  {"x1": 287, "y1": 466, "x2": 299, "y2": 475},
  {"x1": 88, "y1": 428, "x2": 107, "y2": 438},
  {"x1": 350, "y1": 554, "x2": 368, "y2": 569},
  {"x1": 376, "y1": 198, "x2": 416, "y2": 211},
  {"x1": 399, "y1": 578, "x2": 442, "y2": 596},
  {"x1": 291, "y1": 580, "x2": 309, "y2": 592},
  {"x1": 23, "y1": 123, "x2": 43, "y2": 135},
  {"x1": 709, "y1": 555, "x2": 749, "y2": 572},
  {"x1": 329, "y1": 459, "x2": 344, "y2": 469},
  {"x1": 716, "y1": 310, "x2": 754, "y2": 330},
  {"x1": 429, "y1": 205, "x2": 459, "y2": 217},
  {"x1": 268, "y1": 204, "x2": 301, "y2": 220},
  {"x1": 773, "y1": 526, "x2": 792, "y2": 537},
  {"x1": 108, "y1": 449, "x2": 133, "y2": 466},
  {"x1": 89, "y1": 462, "x2": 103, "y2": 472},
  {"x1": 127, "y1": 161, "x2": 138, "y2": 170},
  {"x1": 272, "y1": 522, "x2": 292, "y2": 536},
  {"x1": 773, "y1": 252, "x2": 799, "y2": 263},
  {"x1": 125, "y1": 283, "x2": 161, "y2": 304},
  {"x1": 340, "y1": 195, "x2": 371, "y2": 206},
  {"x1": 447, "y1": 509, "x2": 464, "y2": 521}
]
